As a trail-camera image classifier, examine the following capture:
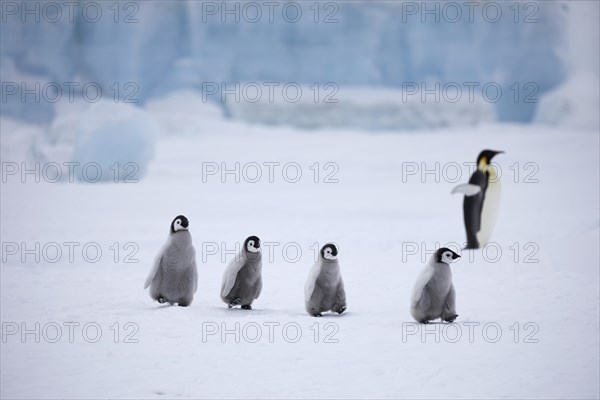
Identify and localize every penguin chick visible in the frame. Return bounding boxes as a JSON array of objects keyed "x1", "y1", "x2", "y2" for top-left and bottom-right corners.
[
  {"x1": 144, "y1": 215, "x2": 198, "y2": 307},
  {"x1": 411, "y1": 247, "x2": 460, "y2": 323},
  {"x1": 305, "y1": 243, "x2": 347, "y2": 317},
  {"x1": 221, "y1": 236, "x2": 262, "y2": 310}
]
